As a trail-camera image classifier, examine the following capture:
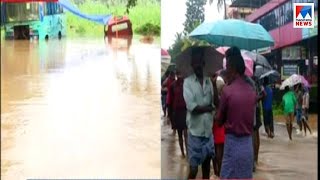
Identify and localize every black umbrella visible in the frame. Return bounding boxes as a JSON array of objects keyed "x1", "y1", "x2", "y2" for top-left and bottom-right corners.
[
  {"x1": 175, "y1": 46, "x2": 224, "y2": 78},
  {"x1": 254, "y1": 65, "x2": 273, "y2": 78},
  {"x1": 259, "y1": 70, "x2": 281, "y2": 84},
  {"x1": 242, "y1": 50, "x2": 272, "y2": 69}
]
